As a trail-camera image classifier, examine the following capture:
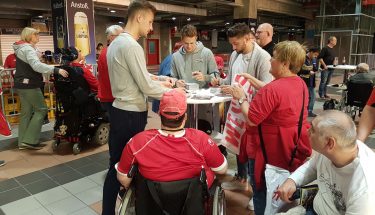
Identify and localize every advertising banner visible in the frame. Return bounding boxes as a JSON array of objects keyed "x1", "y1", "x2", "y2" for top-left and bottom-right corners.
[
  {"x1": 65, "y1": 0, "x2": 96, "y2": 64},
  {"x1": 220, "y1": 75, "x2": 253, "y2": 154},
  {"x1": 51, "y1": 0, "x2": 67, "y2": 52}
]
